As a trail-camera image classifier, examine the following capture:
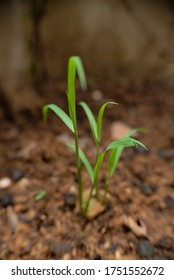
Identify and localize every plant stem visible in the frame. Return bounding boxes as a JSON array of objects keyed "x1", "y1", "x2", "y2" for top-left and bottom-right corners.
[
  {"x1": 84, "y1": 183, "x2": 95, "y2": 214},
  {"x1": 102, "y1": 174, "x2": 110, "y2": 204},
  {"x1": 95, "y1": 144, "x2": 100, "y2": 199},
  {"x1": 74, "y1": 128, "x2": 83, "y2": 212}
]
